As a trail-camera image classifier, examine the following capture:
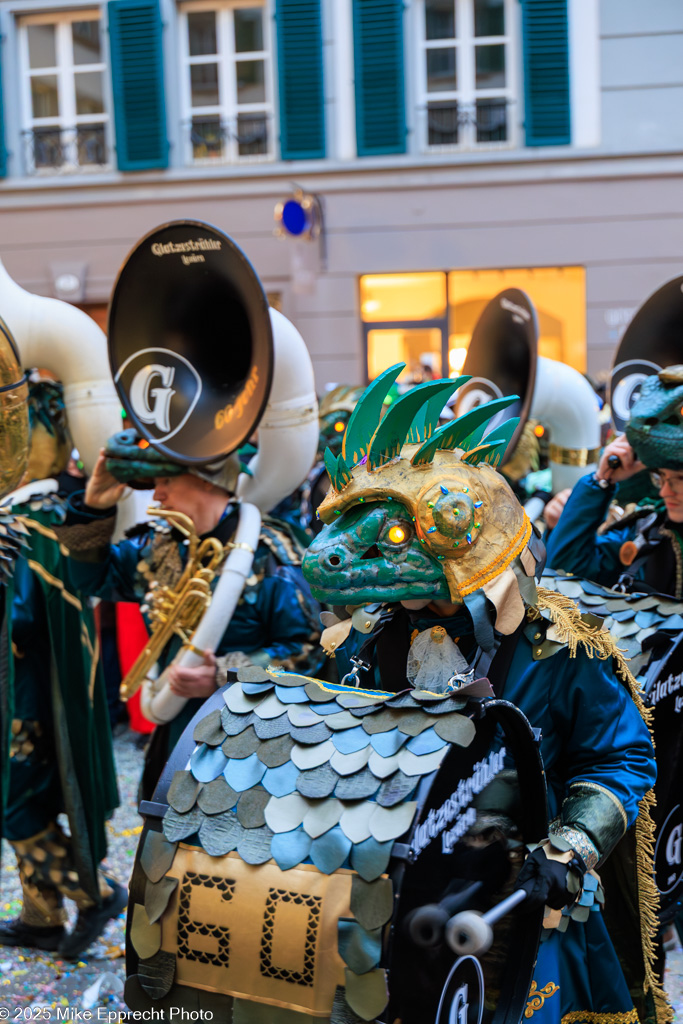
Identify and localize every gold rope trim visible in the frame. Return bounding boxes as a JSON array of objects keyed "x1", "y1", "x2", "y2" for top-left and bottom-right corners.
[
  {"x1": 458, "y1": 515, "x2": 533, "y2": 596},
  {"x1": 88, "y1": 632, "x2": 100, "y2": 706},
  {"x1": 561, "y1": 1012, "x2": 640, "y2": 1024},
  {"x1": 16, "y1": 516, "x2": 70, "y2": 556},
  {"x1": 26, "y1": 559, "x2": 82, "y2": 610},
  {"x1": 529, "y1": 589, "x2": 672, "y2": 1023},
  {"x1": 525, "y1": 980, "x2": 560, "y2": 1018}
]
